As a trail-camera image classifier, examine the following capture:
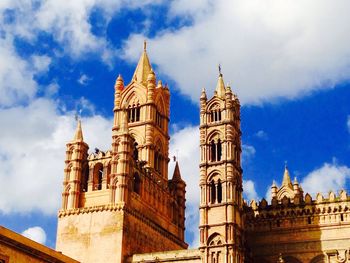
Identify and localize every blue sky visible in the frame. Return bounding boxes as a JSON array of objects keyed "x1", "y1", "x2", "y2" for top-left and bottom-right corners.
[{"x1": 0, "y1": 0, "x2": 350, "y2": 249}]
